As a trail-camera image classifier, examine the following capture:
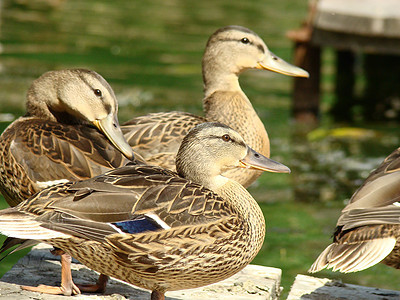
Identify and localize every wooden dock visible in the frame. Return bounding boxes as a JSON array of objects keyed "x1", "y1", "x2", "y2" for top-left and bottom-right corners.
[
  {"x1": 287, "y1": 274, "x2": 400, "y2": 300},
  {"x1": 1, "y1": 244, "x2": 400, "y2": 299},
  {"x1": 0, "y1": 244, "x2": 281, "y2": 299}
]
